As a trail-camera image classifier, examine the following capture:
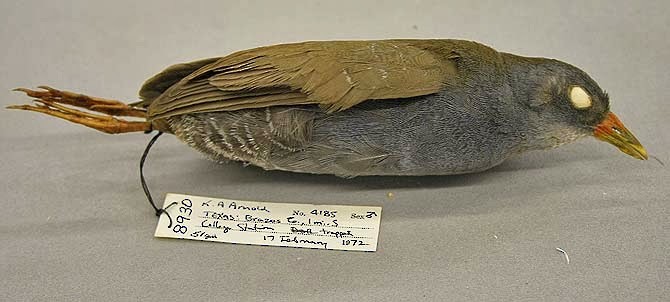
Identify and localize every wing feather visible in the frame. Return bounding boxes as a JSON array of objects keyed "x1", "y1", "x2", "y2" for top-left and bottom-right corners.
[{"x1": 147, "y1": 40, "x2": 461, "y2": 119}]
